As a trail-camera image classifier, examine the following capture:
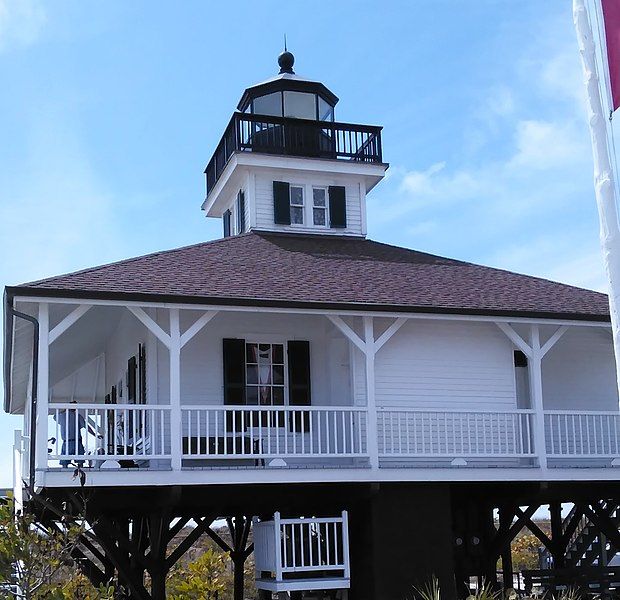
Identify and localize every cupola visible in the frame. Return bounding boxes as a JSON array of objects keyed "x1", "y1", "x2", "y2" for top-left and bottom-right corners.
[
  {"x1": 202, "y1": 51, "x2": 388, "y2": 239},
  {"x1": 237, "y1": 51, "x2": 339, "y2": 122}
]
